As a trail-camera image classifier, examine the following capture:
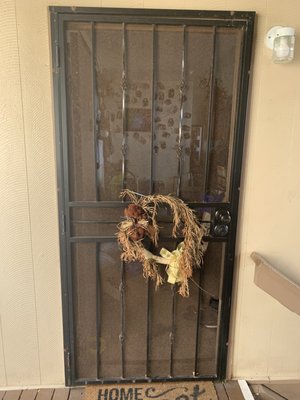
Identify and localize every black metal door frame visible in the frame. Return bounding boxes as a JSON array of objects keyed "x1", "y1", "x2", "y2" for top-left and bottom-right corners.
[{"x1": 50, "y1": 6, "x2": 255, "y2": 386}]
